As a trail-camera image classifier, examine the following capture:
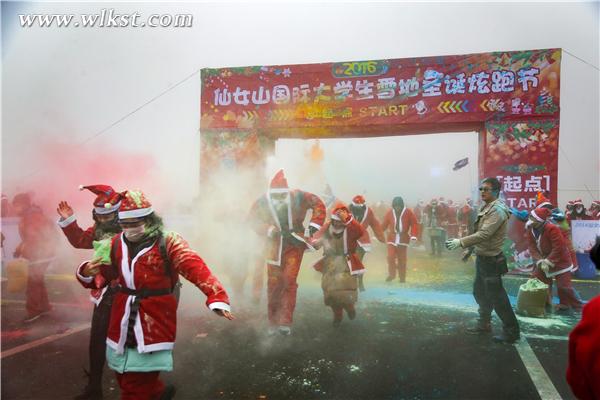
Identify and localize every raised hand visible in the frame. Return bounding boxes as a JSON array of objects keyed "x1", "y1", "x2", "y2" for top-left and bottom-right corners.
[{"x1": 57, "y1": 201, "x2": 74, "y2": 220}]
